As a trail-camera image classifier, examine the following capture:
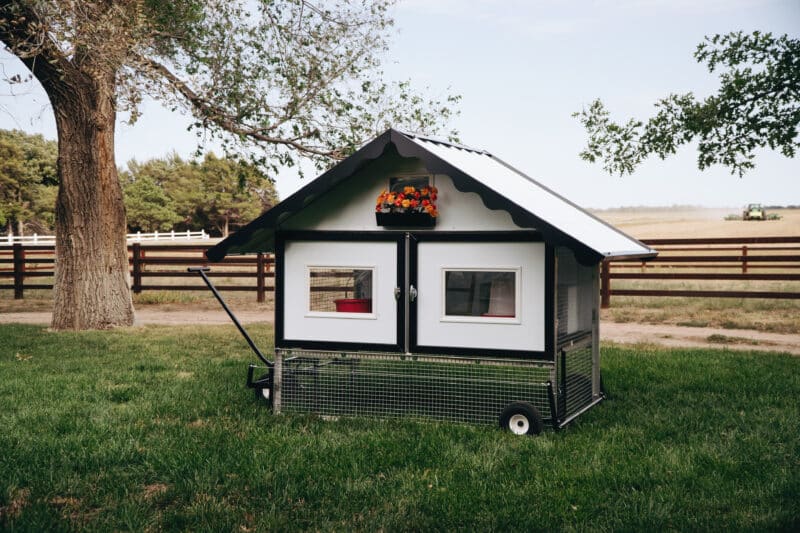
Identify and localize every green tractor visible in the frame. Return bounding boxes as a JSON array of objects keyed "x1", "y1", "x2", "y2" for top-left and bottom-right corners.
[{"x1": 742, "y1": 203, "x2": 766, "y2": 221}]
